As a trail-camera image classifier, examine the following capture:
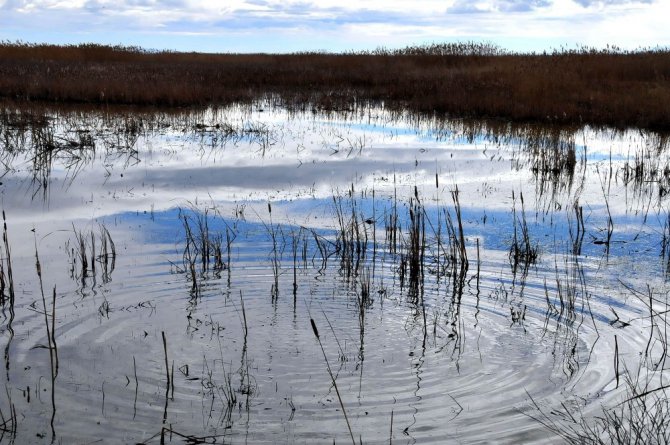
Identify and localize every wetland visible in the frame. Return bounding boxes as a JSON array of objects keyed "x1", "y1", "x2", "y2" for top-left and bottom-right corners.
[{"x1": 0, "y1": 101, "x2": 669, "y2": 444}]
